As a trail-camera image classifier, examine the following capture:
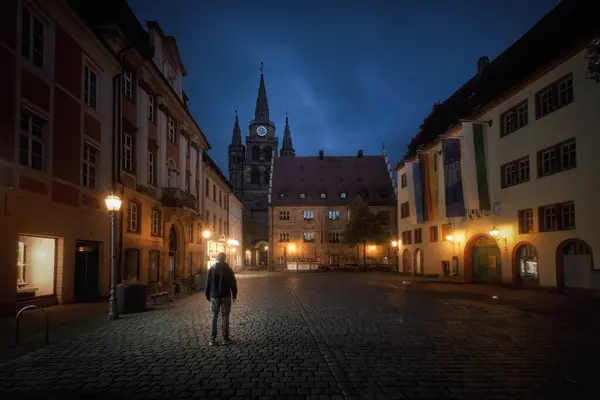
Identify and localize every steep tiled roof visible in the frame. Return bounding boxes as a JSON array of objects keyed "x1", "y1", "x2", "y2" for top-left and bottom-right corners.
[
  {"x1": 403, "y1": 0, "x2": 600, "y2": 162},
  {"x1": 271, "y1": 156, "x2": 395, "y2": 207}
]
